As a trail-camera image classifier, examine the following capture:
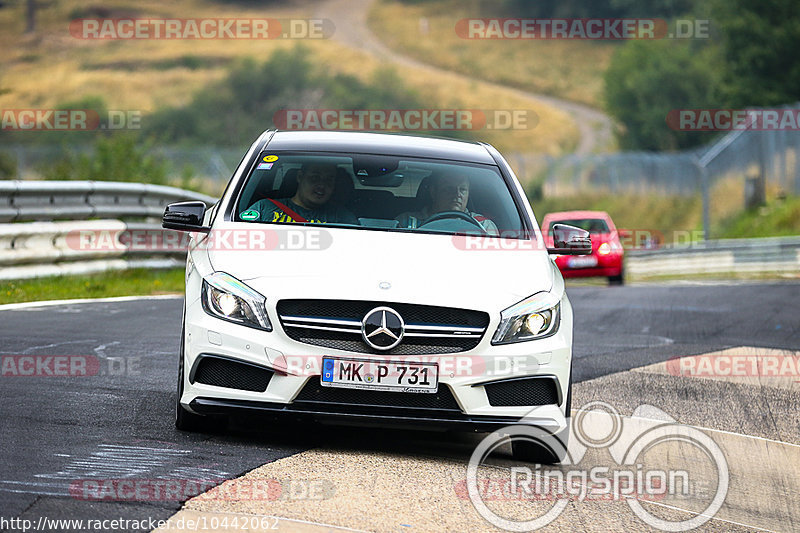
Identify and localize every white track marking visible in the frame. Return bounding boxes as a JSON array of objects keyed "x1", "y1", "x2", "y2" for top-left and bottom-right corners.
[{"x1": 0, "y1": 294, "x2": 182, "y2": 311}]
